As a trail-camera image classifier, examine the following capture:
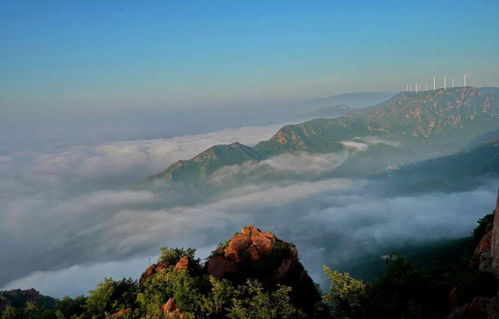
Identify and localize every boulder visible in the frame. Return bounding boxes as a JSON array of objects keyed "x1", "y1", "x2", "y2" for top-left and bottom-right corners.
[
  {"x1": 205, "y1": 225, "x2": 321, "y2": 312},
  {"x1": 139, "y1": 261, "x2": 170, "y2": 286}
]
